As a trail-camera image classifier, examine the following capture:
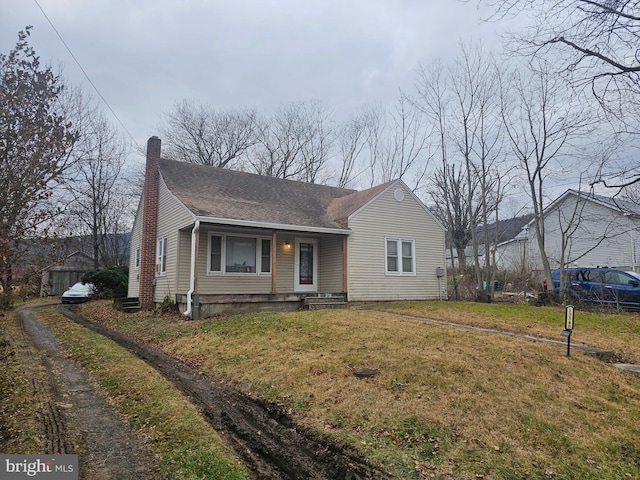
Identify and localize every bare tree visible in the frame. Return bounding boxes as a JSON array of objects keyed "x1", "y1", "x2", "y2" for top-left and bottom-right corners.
[
  {"x1": 450, "y1": 43, "x2": 509, "y2": 302},
  {"x1": 98, "y1": 185, "x2": 134, "y2": 267},
  {"x1": 356, "y1": 97, "x2": 430, "y2": 190},
  {"x1": 251, "y1": 102, "x2": 309, "y2": 179},
  {"x1": 387, "y1": 94, "x2": 431, "y2": 189},
  {"x1": 251, "y1": 100, "x2": 333, "y2": 182},
  {"x1": 161, "y1": 99, "x2": 258, "y2": 169},
  {"x1": 335, "y1": 114, "x2": 368, "y2": 188},
  {"x1": 414, "y1": 60, "x2": 470, "y2": 298},
  {"x1": 500, "y1": 58, "x2": 601, "y2": 290},
  {"x1": 480, "y1": 1, "x2": 640, "y2": 110},
  {"x1": 298, "y1": 100, "x2": 334, "y2": 183},
  {"x1": 428, "y1": 163, "x2": 475, "y2": 299},
  {"x1": 478, "y1": 0, "x2": 640, "y2": 188},
  {"x1": 359, "y1": 103, "x2": 390, "y2": 187},
  {"x1": 413, "y1": 46, "x2": 508, "y2": 302},
  {"x1": 65, "y1": 108, "x2": 129, "y2": 268}
]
